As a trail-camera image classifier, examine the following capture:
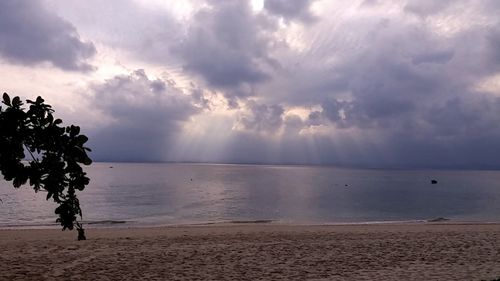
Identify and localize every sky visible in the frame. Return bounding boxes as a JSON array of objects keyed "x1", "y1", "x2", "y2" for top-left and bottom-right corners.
[{"x1": 1, "y1": 0, "x2": 500, "y2": 168}]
